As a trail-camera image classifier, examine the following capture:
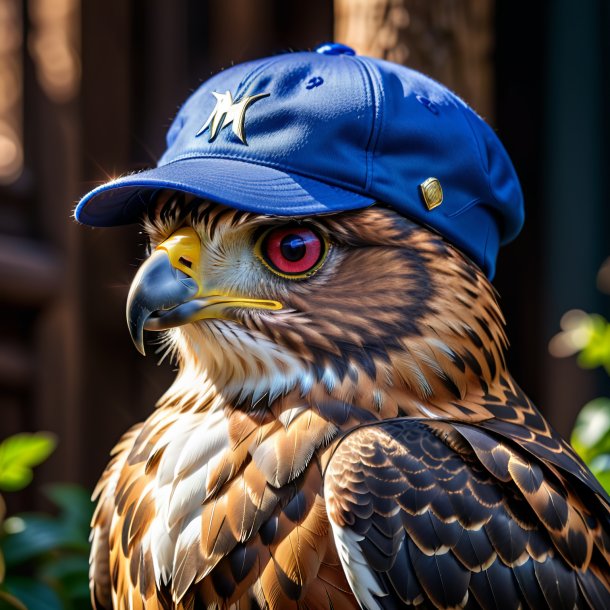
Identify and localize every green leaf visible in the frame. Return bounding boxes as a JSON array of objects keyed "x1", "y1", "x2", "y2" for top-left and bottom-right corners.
[
  {"x1": 0, "y1": 469, "x2": 33, "y2": 494},
  {"x1": 55, "y1": 572, "x2": 90, "y2": 601},
  {"x1": 571, "y1": 398, "x2": 610, "y2": 462},
  {"x1": 1, "y1": 577, "x2": 62, "y2": 610},
  {"x1": 0, "y1": 434, "x2": 57, "y2": 492},
  {"x1": 0, "y1": 515, "x2": 88, "y2": 567},
  {"x1": 43, "y1": 484, "x2": 93, "y2": 530},
  {"x1": 39, "y1": 554, "x2": 90, "y2": 601},
  {"x1": 591, "y1": 468, "x2": 610, "y2": 495},
  {"x1": 577, "y1": 314, "x2": 610, "y2": 371},
  {"x1": 0, "y1": 588, "x2": 27, "y2": 610},
  {"x1": 39, "y1": 554, "x2": 89, "y2": 582}
]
